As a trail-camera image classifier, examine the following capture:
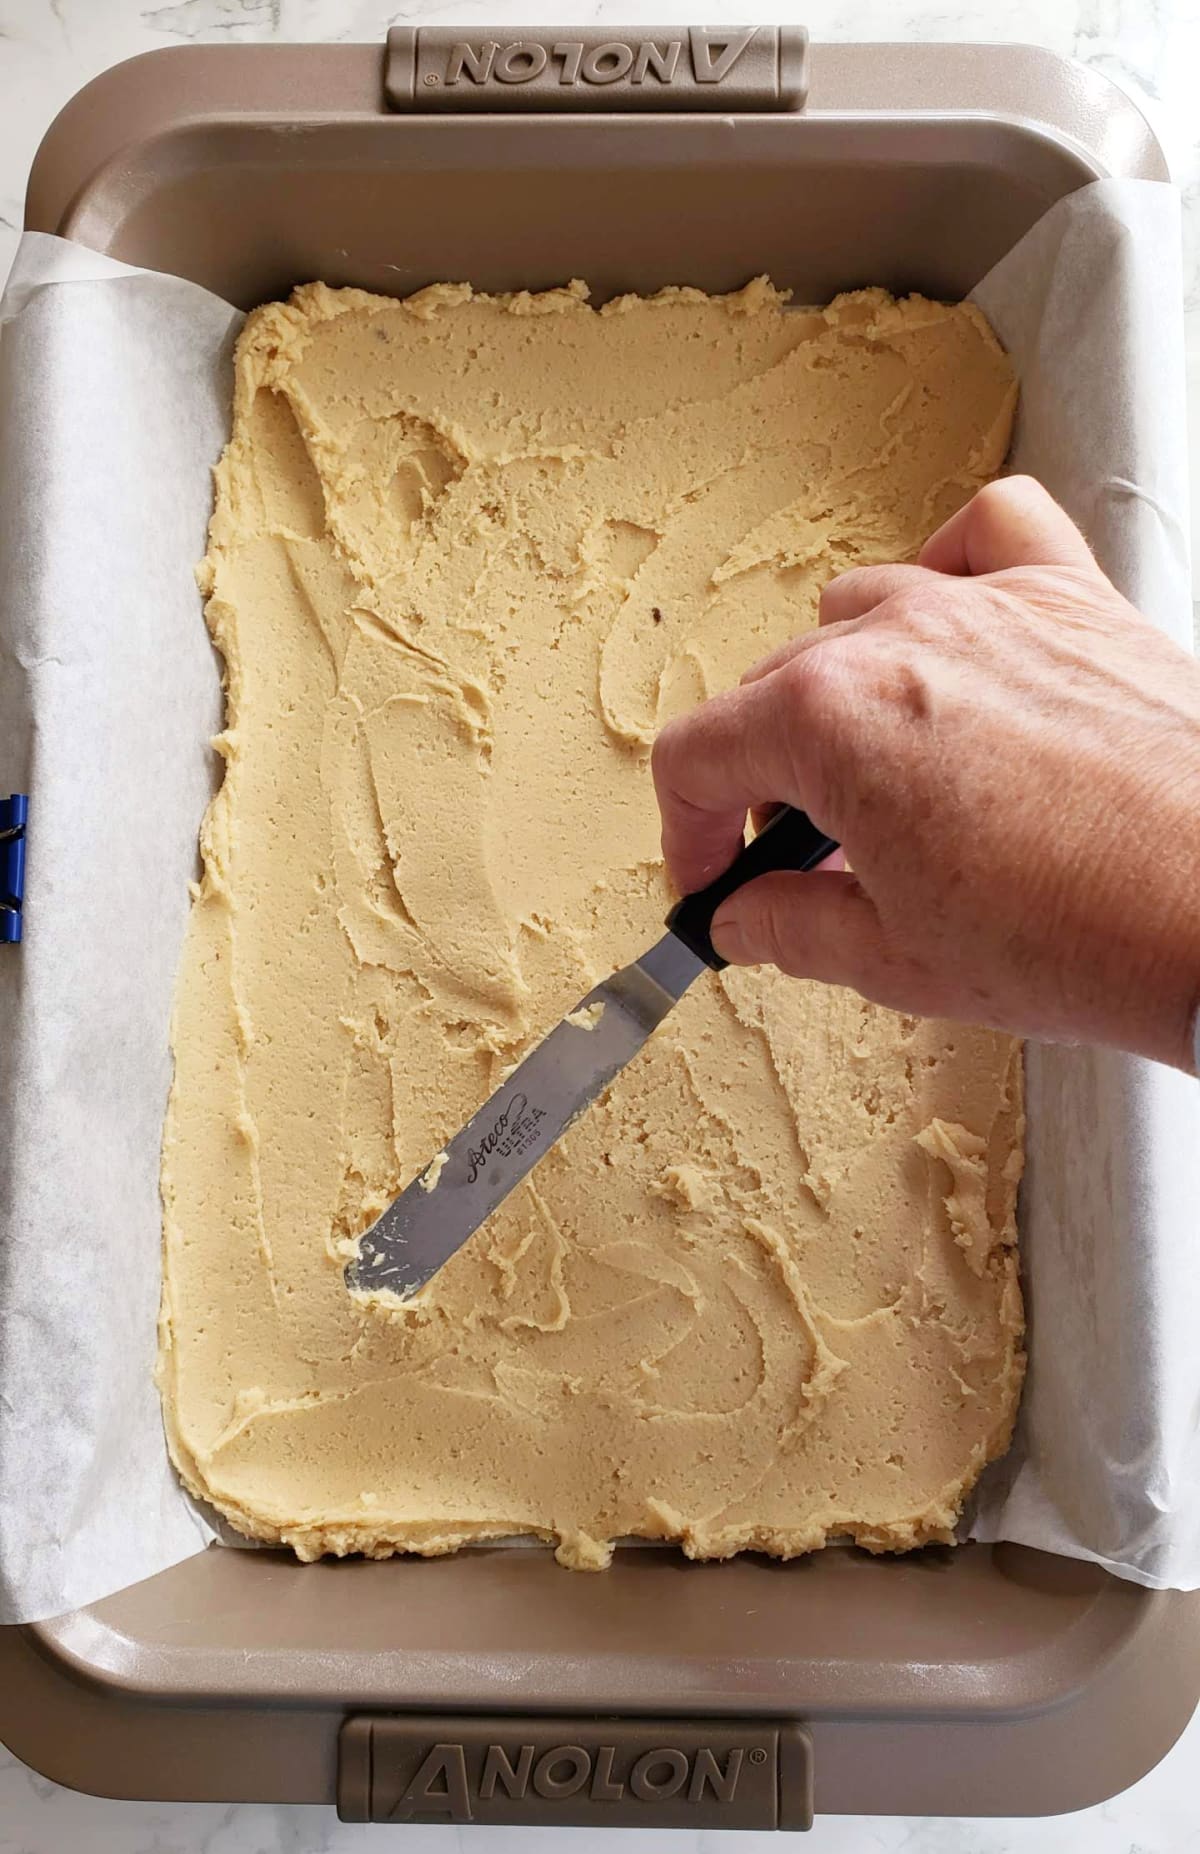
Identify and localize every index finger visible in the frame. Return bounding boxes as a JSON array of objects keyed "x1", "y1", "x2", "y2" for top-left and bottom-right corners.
[
  {"x1": 651, "y1": 661, "x2": 824, "y2": 896},
  {"x1": 737, "y1": 611, "x2": 875, "y2": 690}
]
